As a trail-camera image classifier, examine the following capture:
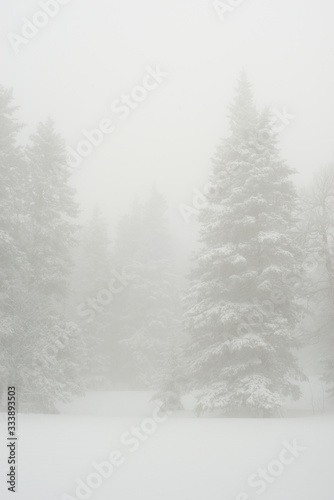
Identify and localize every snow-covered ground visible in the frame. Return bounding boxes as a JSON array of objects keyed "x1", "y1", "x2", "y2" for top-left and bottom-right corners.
[{"x1": 1, "y1": 390, "x2": 334, "y2": 500}]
